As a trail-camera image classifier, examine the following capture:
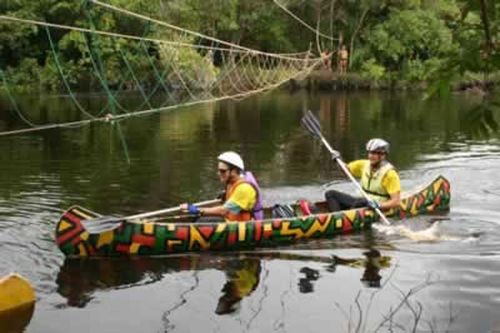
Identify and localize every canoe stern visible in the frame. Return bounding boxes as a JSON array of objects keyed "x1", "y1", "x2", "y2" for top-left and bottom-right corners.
[{"x1": 55, "y1": 206, "x2": 99, "y2": 257}]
